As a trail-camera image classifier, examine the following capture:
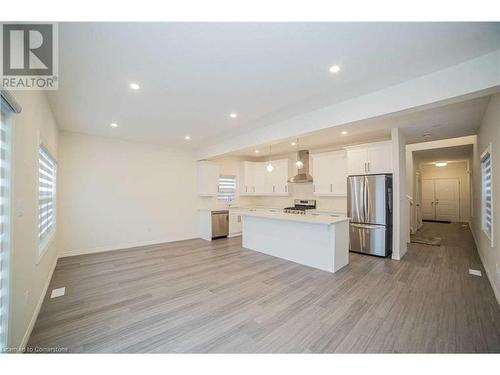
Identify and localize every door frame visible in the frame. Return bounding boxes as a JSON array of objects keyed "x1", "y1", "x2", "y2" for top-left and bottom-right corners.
[{"x1": 422, "y1": 177, "x2": 461, "y2": 222}]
